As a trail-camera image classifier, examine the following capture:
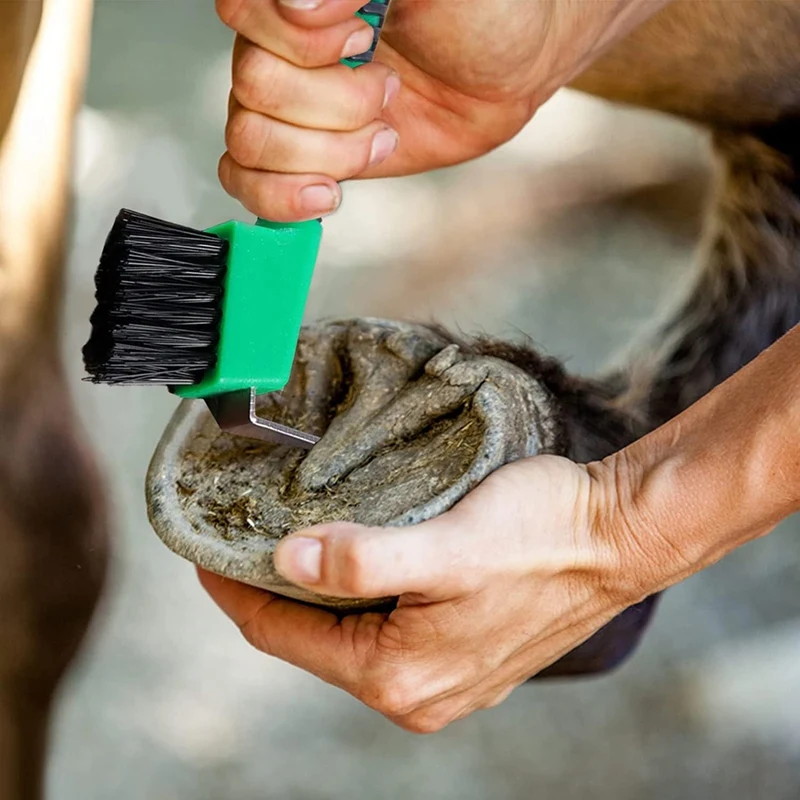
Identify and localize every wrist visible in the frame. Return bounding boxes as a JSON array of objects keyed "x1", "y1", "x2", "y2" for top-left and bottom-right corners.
[
  {"x1": 584, "y1": 450, "x2": 691, "y2": 608},
  {"x1": 589, "y1": 330, "x2": 800, "y2": 604}
]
